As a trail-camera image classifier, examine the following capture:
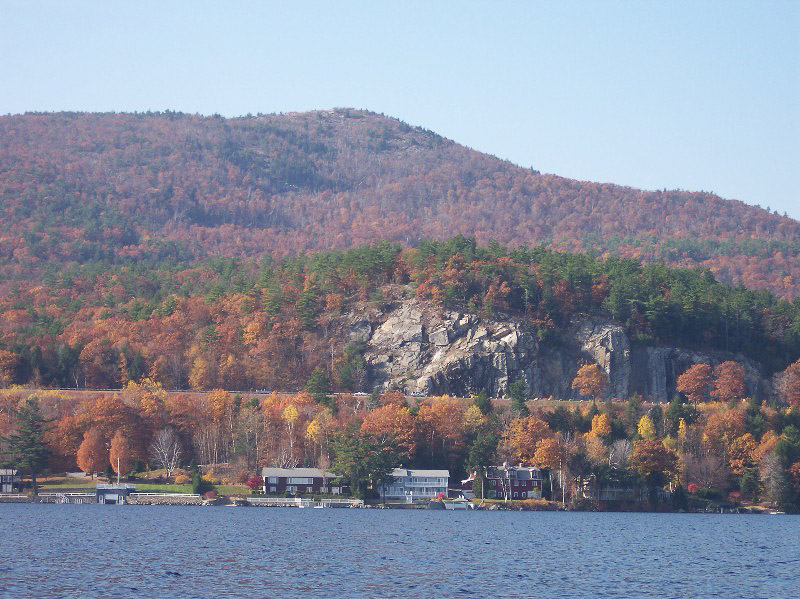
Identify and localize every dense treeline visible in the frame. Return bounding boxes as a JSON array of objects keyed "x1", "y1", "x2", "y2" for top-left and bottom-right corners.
[
  {"x1": 2, "y1": 383, "x2": 800, "y2": 511},
  {"x1": 1, "y1": 110, "x2": 799, "y2": 298},
  {"x1": 0, "y1": 238, "x2": 799, "y2": 393}
]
